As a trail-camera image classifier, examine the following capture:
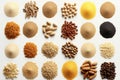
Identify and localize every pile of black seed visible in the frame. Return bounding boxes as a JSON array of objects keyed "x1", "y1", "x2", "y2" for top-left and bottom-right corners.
[
  {"x1": 100, "y1": 62, "x2": 116, "y2": 80},
  {"x1": 100, "y1": 22, "x2": 116, "y2": 38}
]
